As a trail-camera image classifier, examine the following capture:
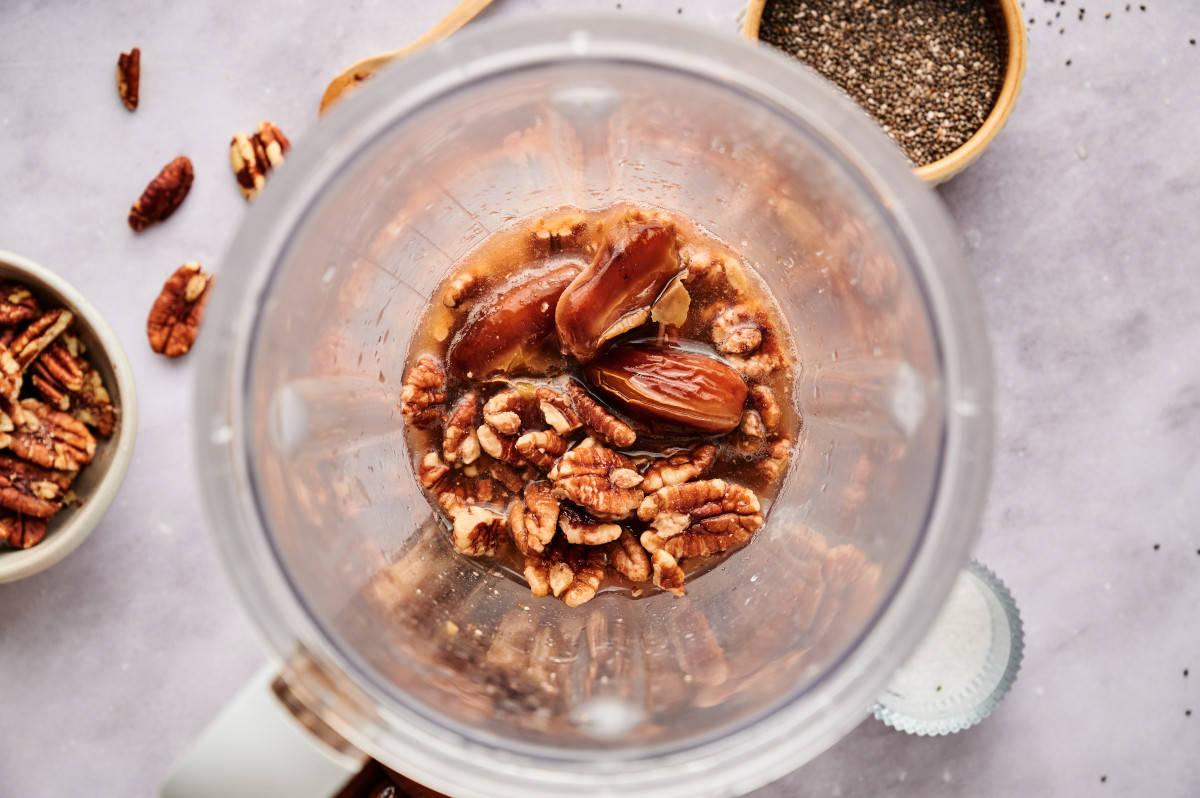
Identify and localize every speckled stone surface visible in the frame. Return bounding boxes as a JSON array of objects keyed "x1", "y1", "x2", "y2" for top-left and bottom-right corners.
[{"x1": 0, "y1": 1, "x2": 1197, "y2": 796}]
